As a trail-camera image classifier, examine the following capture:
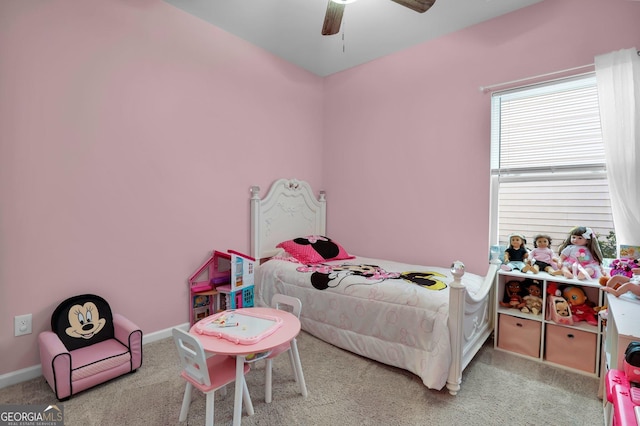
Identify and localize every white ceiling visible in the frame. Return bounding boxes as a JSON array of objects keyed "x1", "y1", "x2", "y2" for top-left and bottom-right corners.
[{"x1": 163, "y1": 0, "x2": 543, "y2": 77}]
